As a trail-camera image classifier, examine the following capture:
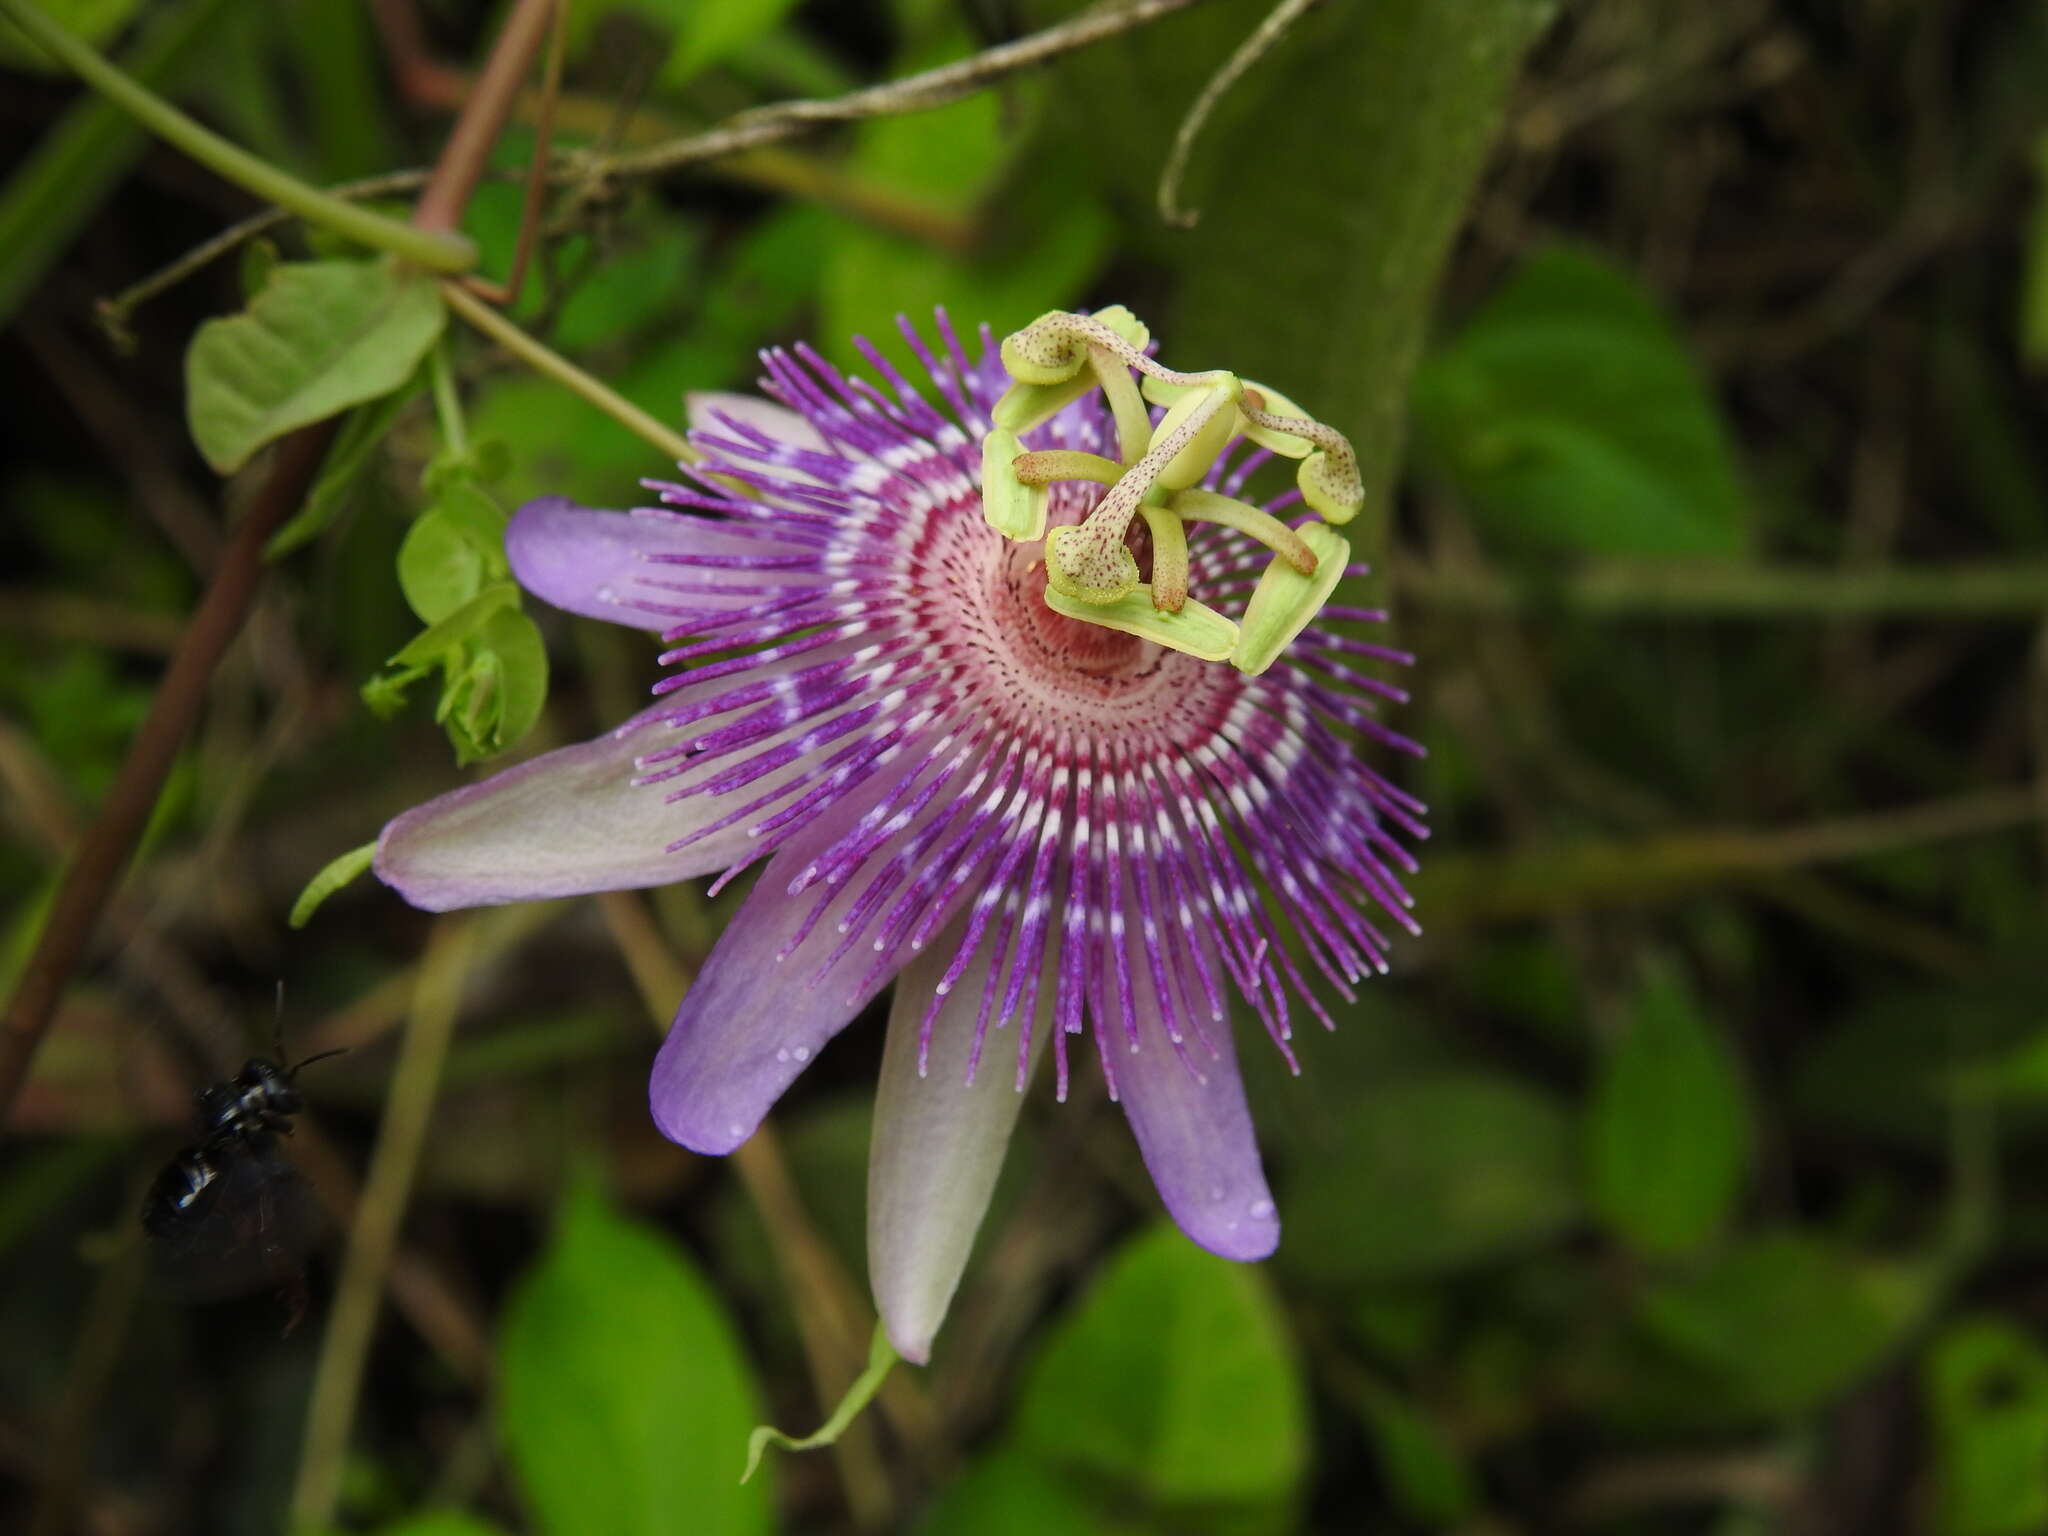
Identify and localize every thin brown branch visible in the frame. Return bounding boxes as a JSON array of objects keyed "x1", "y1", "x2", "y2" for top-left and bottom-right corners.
[
  {"x1": 583, "y1": 0, "x2": 1208, "y2": 183},
  {"x1": 412, "y1": 0, "x2": 558, "y2": 234},
  {"x1": 0, "y1": 420, "x2": 337, "y2": 1122}
]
